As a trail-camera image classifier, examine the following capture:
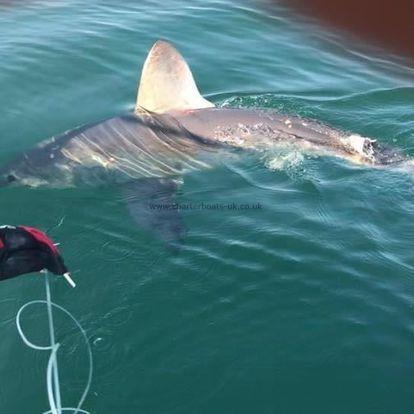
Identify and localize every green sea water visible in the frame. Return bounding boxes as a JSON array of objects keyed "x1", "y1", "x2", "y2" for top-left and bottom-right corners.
[{"x1": 0, "y1": 1, "x2": 414, "y2": 413}]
